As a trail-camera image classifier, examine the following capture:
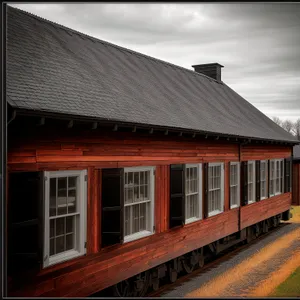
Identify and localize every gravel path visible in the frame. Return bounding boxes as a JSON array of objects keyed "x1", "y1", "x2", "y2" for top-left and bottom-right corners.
[{"x1": 160, "y1": 222, "x2": 300, "y2": 298}]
